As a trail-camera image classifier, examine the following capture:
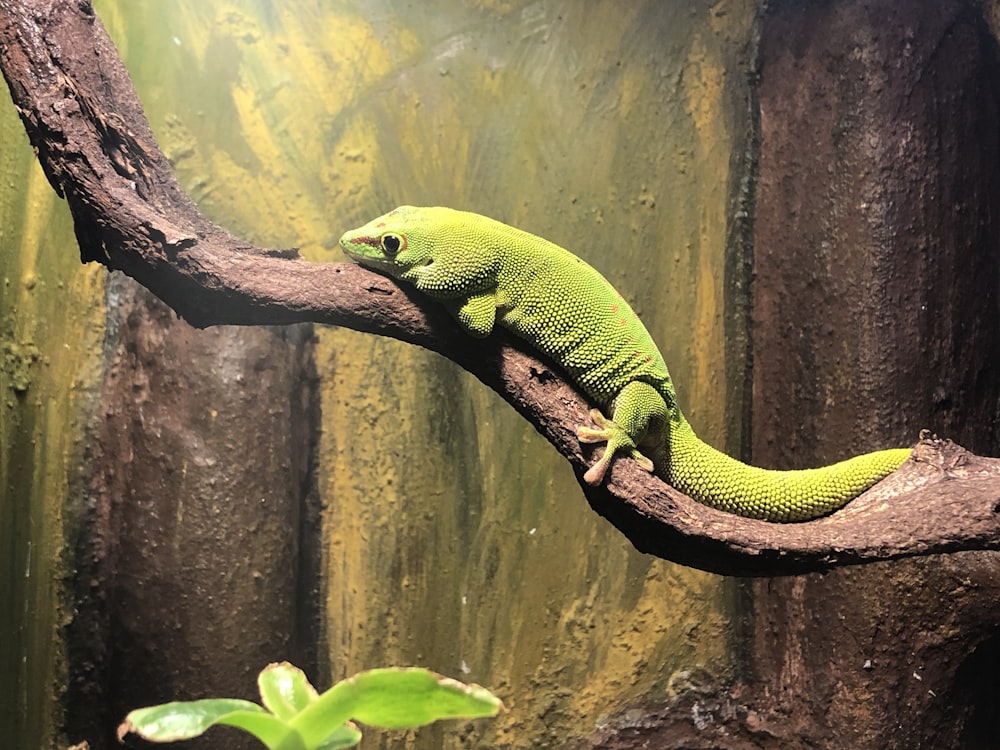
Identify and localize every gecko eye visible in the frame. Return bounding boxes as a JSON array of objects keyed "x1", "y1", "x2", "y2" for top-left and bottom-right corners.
[{"x1": 380, "y1": 233, "x2": 405, "y2": 255}]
